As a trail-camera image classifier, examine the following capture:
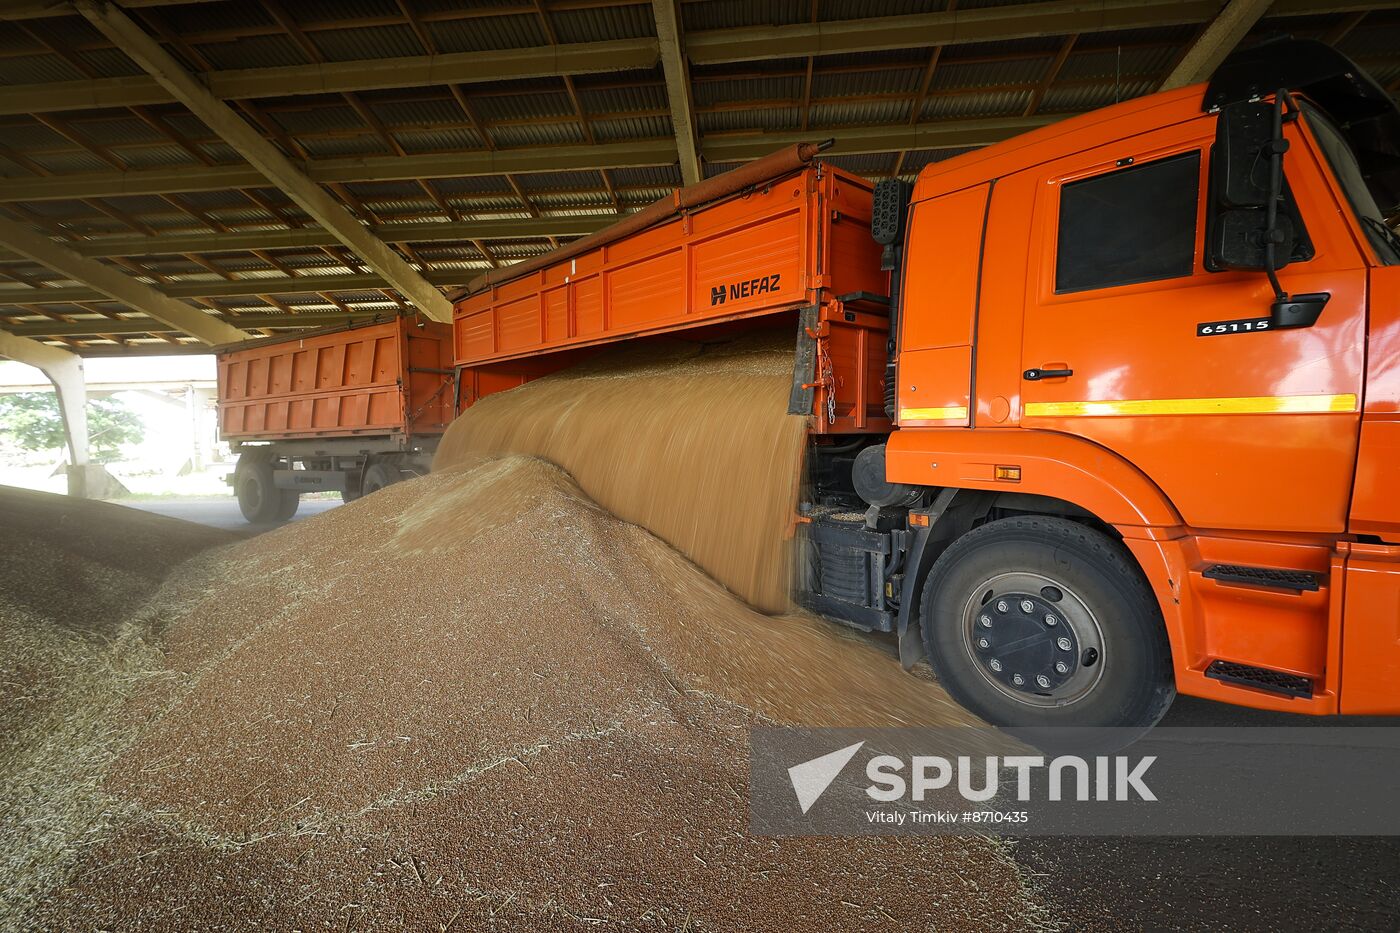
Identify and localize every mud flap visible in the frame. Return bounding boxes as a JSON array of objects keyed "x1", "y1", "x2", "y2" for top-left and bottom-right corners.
[{"x1": 895, "y1": 488, "x2": 993, "y2": 671}]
